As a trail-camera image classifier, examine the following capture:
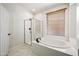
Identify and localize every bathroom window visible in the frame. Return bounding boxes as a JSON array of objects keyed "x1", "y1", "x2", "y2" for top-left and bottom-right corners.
[{"x1": 47, "y1": 9, "x2": 65, "y2": 36}]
